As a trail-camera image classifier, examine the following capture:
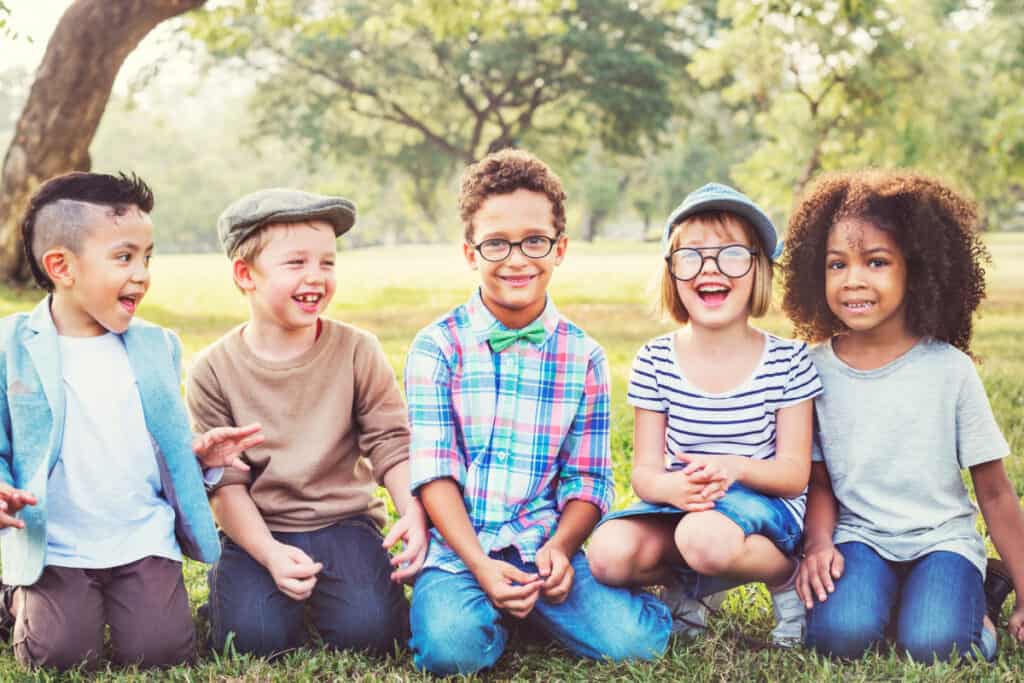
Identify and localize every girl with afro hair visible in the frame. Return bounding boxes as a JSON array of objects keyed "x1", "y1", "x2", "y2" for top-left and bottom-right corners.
[{"x1": 781, "y1": 170, "x2": 1024, "y2": 663}]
